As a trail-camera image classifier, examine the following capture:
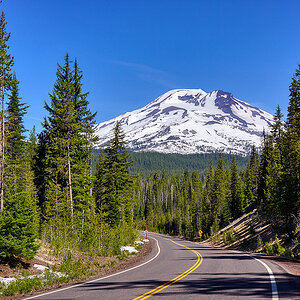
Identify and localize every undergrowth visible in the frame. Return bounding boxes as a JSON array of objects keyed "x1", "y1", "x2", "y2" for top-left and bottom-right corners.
[
  {"x1": 0, "y1": 223, "x2": 141, "y2": 297},
  {"x1": 263, "y1": 235, "x2": 294, "y2": 258}
]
